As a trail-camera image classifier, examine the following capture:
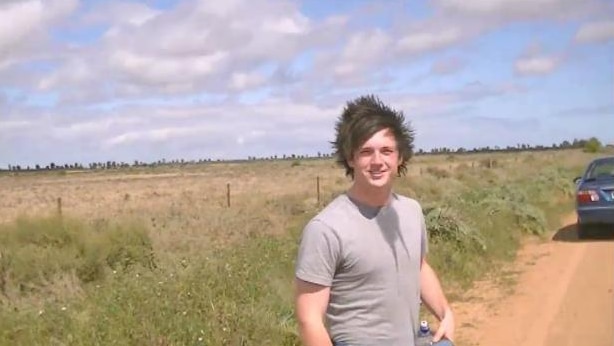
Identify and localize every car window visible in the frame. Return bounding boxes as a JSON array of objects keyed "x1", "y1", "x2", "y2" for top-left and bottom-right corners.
[{"x1": 586, "y1": 160, "x2": 614, "y2": 179}]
